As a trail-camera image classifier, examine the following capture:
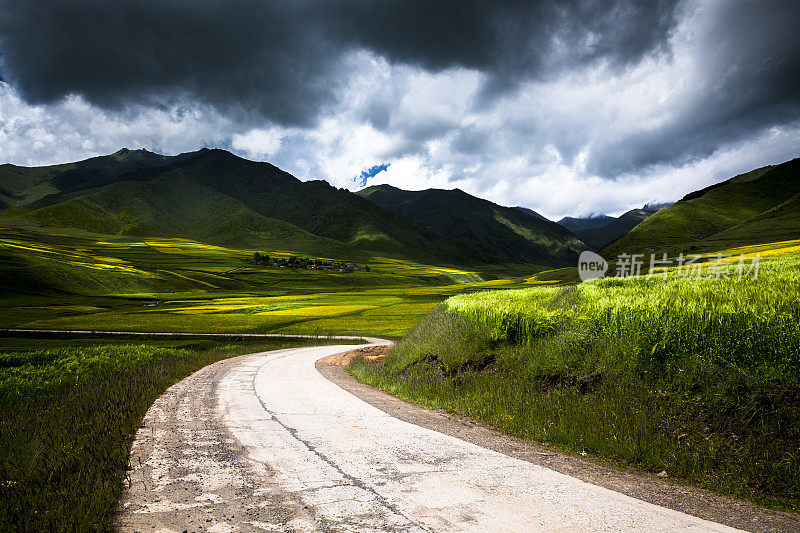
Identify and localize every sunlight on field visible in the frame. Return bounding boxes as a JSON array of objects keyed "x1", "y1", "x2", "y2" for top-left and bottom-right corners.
[
  {"x1": 653, "y1": 238, "x2": 800, "y2": 275},
  {"x1": 445, "y1": 241, "x2": 800, "y2": 346},
  {"x1": 0, "y1": 227, "x2": 544, "y2": 336},
  {"x1": 522, "y1": 276, "x2": 561, "y2": 285},
  {"x1": 369, "y1": 256, "x2": 482, "y2": 282},
  {"x1": 718, "y1": 238, "x2": 800, "y2": 258},
  {"x1": 9, "y1": 225, "x2": 797, "y2": 338},
  {"x1": 261, "y1": 304, "x2": 376, "y2": 316}
]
